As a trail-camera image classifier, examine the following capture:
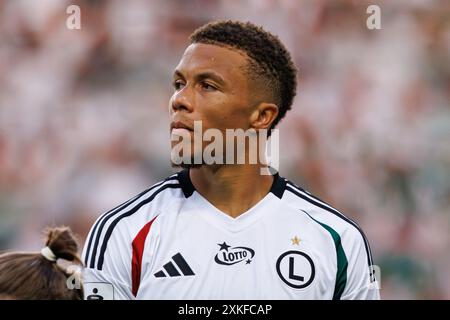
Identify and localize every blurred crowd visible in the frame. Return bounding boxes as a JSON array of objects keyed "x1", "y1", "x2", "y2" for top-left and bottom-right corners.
[{"x1": 0, "y1": 0, "x2": 449, "y2": 299}]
